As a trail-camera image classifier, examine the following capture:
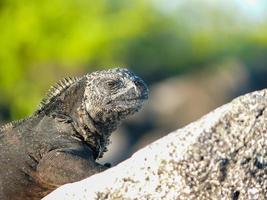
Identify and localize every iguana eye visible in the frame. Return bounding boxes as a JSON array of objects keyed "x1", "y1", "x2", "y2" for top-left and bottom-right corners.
[{"x1": 105, "y1": 79, "x2": 123, "y2": 90}]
